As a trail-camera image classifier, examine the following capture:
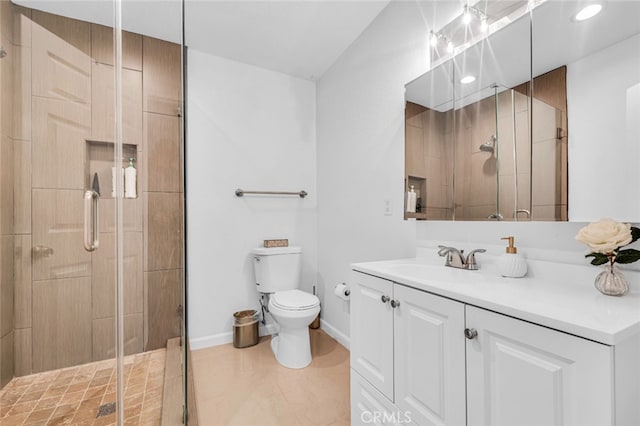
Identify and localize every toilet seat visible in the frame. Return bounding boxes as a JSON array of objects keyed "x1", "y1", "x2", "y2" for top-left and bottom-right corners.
[{"x1": 271, "y1": 289, "x2": 319, "y2": 311}]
